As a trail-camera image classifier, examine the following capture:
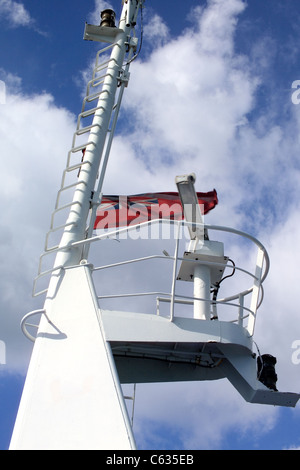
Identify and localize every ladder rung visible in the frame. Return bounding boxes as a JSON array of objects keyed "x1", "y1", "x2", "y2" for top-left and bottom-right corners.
[
  {"x1": 82, "y1": 85, "x2": 111, "y2": 107},
  {"x1": 55, "y1": 180, "x2": 85, "y2": 209},
  {"x1": 74, "y1": 123, "x2": 102, "y2": 137},
  {"x1": 65, "y1": 148, "x2": 90, "y2": 177},
  {"x1": 70, "y1": 142, "x2": 95, "y2": 154},
  {"x1": 91, "y1": 69, "x2": 115, "y2": 86},
  {"x1": 66, "y1": 162, "x2": 89, "y2": 172},
  {"x1": 50, "y1": 198, "x2": 82, "y2": 224},
  {"x1": 45, "y1": 221, "x2": 75, "y2": 251},
  {"x1": 37, "y1": 44, "x2": 124, "y2": 295},
  {"x1": 33, "y1": 265, "x2": 64, "y2": 297},
  {"x1": 78, "y1": 104, "x2": 105, "y2": 120},
  {"x1": 88, "y1": 73, "x2": 113, "y2": 93}
]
